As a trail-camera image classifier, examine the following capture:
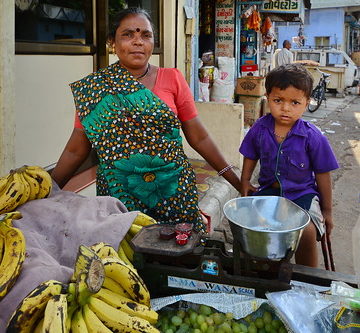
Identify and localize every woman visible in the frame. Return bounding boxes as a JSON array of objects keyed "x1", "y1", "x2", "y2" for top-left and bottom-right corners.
[{"x1": 52, "y1": 8, "x2": 241, "y2": 232}]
